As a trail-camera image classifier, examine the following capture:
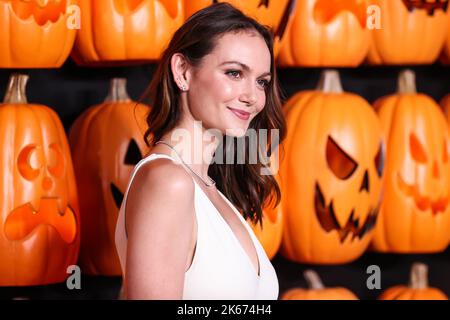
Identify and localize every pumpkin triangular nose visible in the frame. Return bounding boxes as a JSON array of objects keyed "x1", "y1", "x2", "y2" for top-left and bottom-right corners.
[{"x1": 360, "y1": 170, "x2": 369, "y2": 192}]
